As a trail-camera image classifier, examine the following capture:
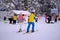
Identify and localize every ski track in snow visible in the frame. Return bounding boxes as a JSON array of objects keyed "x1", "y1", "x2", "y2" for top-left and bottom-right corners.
[{"x1": 0, "y1": 17, "x2": 60, "y2": 40}]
